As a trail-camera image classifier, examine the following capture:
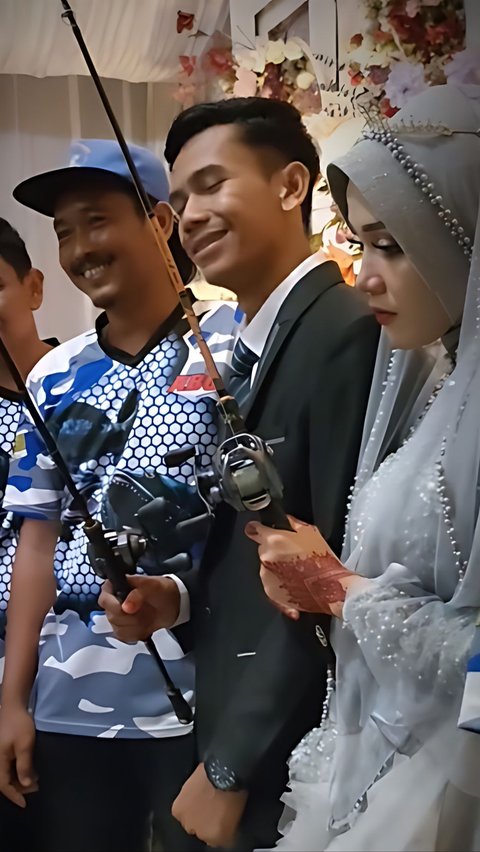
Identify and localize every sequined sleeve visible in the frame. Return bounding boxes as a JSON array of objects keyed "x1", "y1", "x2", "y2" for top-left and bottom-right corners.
[{"x1": 343, "y1": 564, "x2": 476, "y2": 715}]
